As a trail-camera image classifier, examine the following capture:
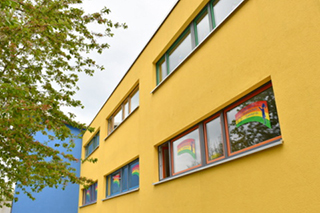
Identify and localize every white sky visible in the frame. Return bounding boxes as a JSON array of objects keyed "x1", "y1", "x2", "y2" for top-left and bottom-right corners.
[{"x1": 62, "y1": 0, "x2": 177, "y2": 125}]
